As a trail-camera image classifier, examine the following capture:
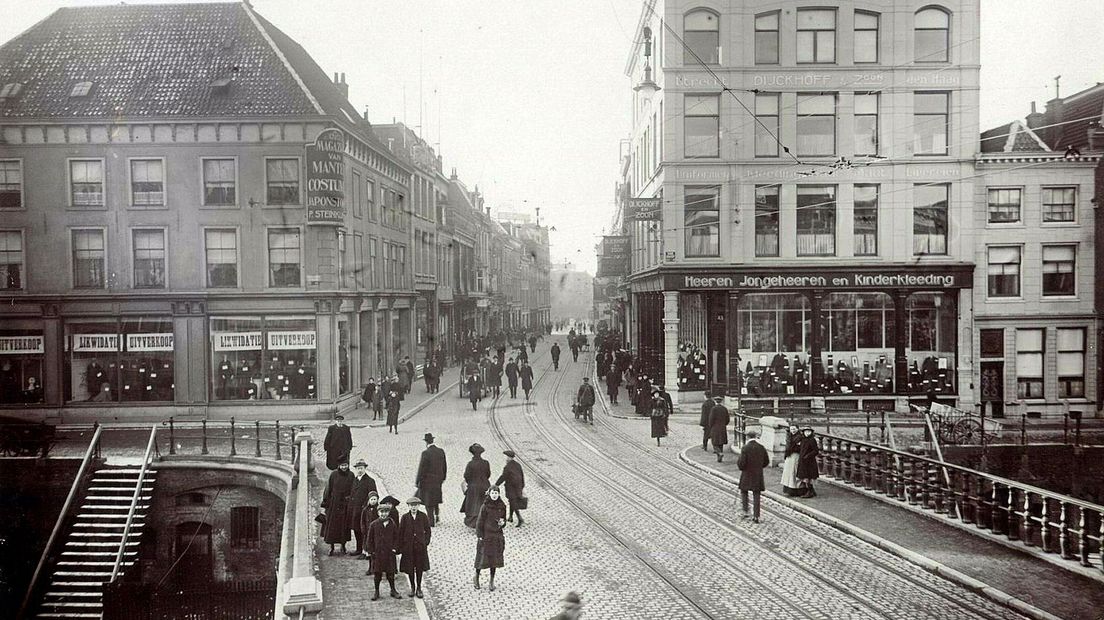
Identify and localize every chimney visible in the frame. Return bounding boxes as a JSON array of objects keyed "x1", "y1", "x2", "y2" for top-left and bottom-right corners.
[
  {"x1": 1025, "y1": 101, "x2": 1044, "y2": 130},
  {"x1": 1042, "y1": 96, "x2": 1065, "y2": 150},
  {"x1": 332, "y1": 72, "x2": 349, "y2": 100},
  {"x1": 451, "y1": 167, "x2": 457, "y2": 180}
]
